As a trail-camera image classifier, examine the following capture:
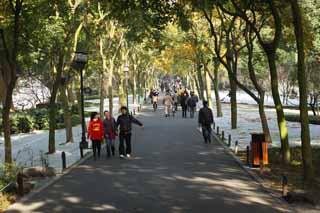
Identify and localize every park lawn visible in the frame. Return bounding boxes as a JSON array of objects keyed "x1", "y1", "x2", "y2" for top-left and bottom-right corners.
[
  {"x1": 238, "y1": 147, "x2": 320, "y2": 202},
  {"x1": 284, "y1": 114, "x2": 320, "y2": 125}
]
